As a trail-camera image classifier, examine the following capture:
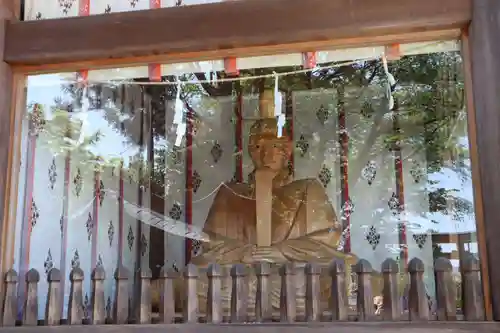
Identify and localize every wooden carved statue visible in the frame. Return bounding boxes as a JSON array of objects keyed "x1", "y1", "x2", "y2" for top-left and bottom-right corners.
[{"x1": 173, "y1": 90, "x2": 382, "y2": 315}]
